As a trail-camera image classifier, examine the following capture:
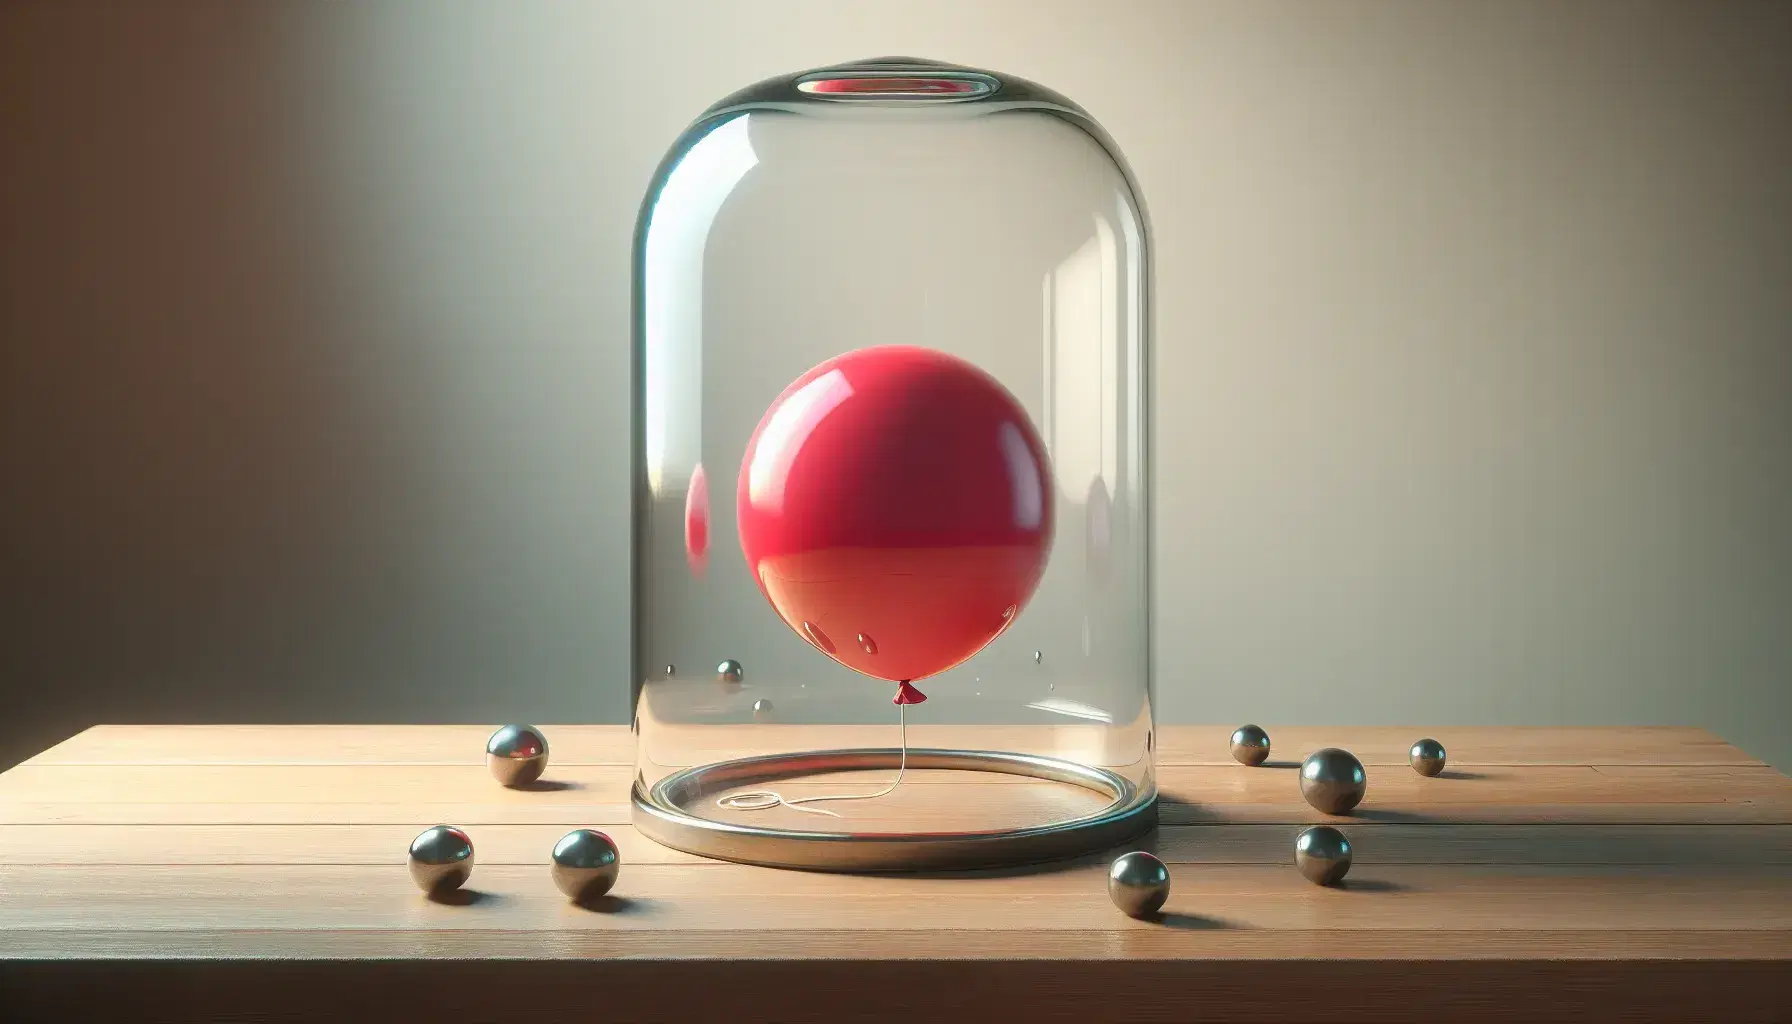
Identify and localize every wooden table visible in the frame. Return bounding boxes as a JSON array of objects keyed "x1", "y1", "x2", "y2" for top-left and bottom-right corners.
[{"x1": 1, "y1": 725, "x2": 1788, "y2": 1022}]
